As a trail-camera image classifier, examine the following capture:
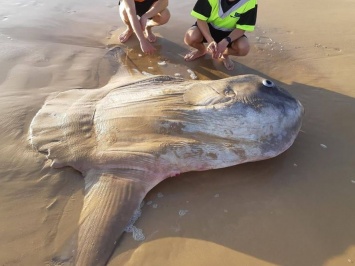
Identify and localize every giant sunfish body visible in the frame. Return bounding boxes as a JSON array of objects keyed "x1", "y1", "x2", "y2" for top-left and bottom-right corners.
[{"x1": 29, "y1": 74, "x2": 303, "y2": 265}]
